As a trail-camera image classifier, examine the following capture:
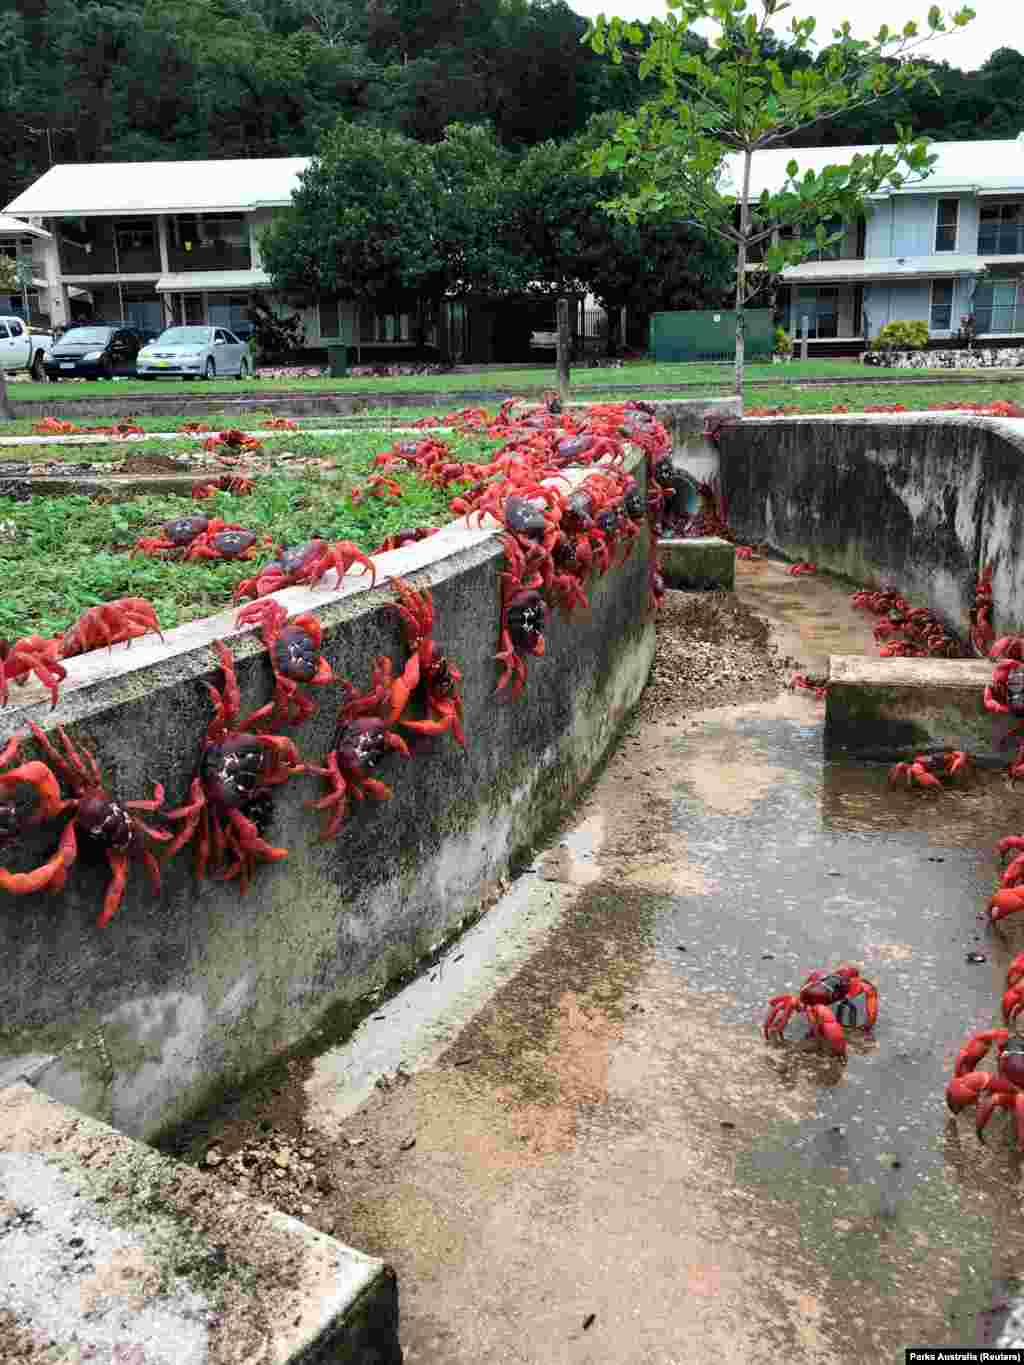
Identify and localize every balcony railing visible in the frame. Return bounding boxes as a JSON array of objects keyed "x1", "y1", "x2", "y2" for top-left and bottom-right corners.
[
  {"x1": 166, "y1": 242, "x2": 252, "y2": 273},
  {"x1": 978, "y1": 225, "x2": 1024, "y2": 256},
  {"x1": 975, "y1": 304, "x2": 1024, "y2": 334}
]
